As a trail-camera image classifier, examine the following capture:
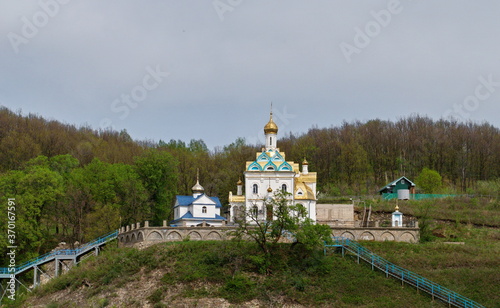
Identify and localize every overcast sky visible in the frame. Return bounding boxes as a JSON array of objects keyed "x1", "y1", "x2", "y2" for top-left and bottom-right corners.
[{"x1": 2, "y1": 1, "x2": 500, "y2": 149}]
